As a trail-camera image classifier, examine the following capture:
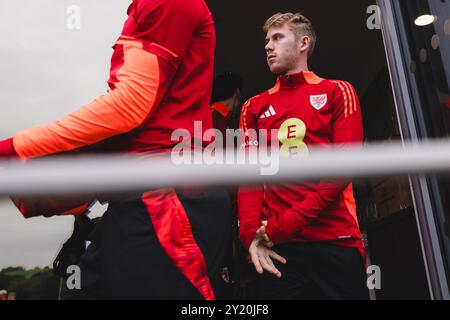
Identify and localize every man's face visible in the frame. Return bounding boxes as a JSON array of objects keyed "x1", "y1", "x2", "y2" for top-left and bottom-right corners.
[{"x1": 265, "y1": 24, "x2": 301, "y2": 75}]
